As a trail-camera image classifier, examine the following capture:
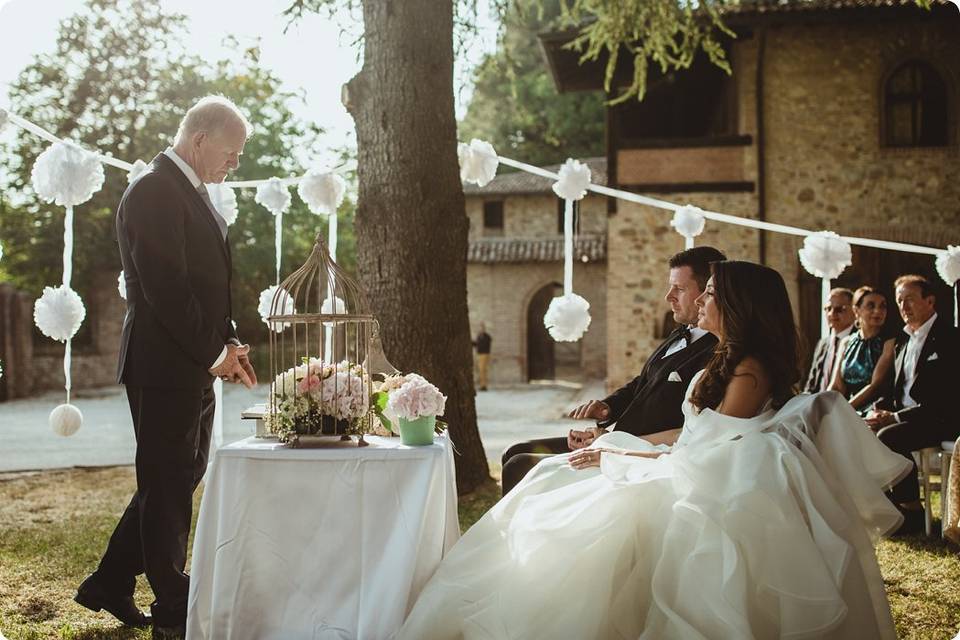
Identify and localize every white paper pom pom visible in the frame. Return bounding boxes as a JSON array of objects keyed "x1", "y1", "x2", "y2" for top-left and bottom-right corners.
[
  {"x1": 34, "y1": 285, "x2": 86, "y2": 342},
  {"x1": 50, "y1": 403, "x2": 83, "y2": 436},
  {"x1": 543, "y1": 293, "x2": 592, "y2": 342},
  {"x1": 935, "y1": 245, "x2": 960, "y2": 285},
  {"x1": 458, "y1": 139, "x2": 499, "y2": 187},
  {"x1": 255, "y1": 177, "x2": 292, "y2": 216},
  {"x1": 126, "y1": 159, "x2": 148, "y2": 184},
  {"x1": 31, "y1": 142, "x2": 105, "y2": 207},
  {"x1": 552, "y1": 158, "x2": 592, "y2": 201},
  {"x1": 298, "y1": 169, "x2": 346, "y2": 215},
  {"x1": 671, "y1": 205, "x2": 706, "y2": 239},
  {"x1": 798, "y1": 231, "x2": 852, "y2": 280},
  {"x1": 0, "y1": 108, "x2": 8, "y2": 132},
  {"x1": 205, "y1": 183, "x2": 238, "y2": 226},
  {"x1": 320, "y1": 295, "x2": 347, "y2": 326},
  {"x1": 258, "y1": 285, "x2": 296, "y2": 332},
  {"x1": 117, "y1": 271, "x2": 127, "y2": 300}
]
